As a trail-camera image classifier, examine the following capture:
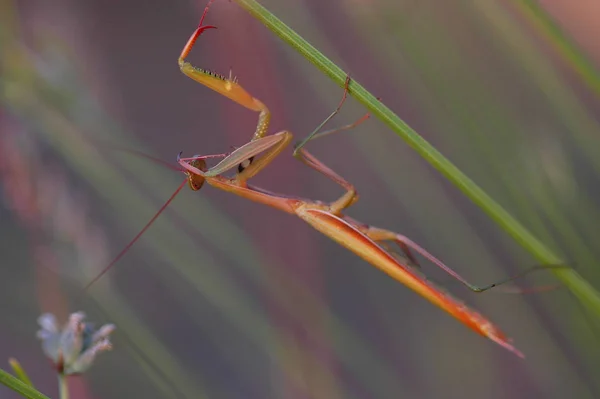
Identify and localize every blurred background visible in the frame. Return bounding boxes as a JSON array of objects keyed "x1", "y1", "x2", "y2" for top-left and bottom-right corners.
[{"x1": 1, "y1": 0, "x2": 600, "y2": 398}]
